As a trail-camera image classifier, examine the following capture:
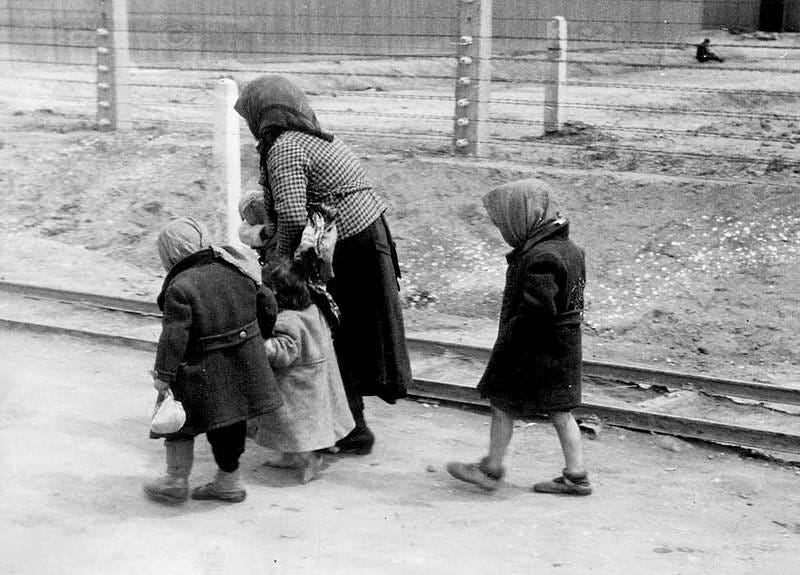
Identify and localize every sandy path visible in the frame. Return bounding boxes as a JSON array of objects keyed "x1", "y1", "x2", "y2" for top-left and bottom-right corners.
[{"x1": 1, "y1": 328, "x2": 798, "y2": 574}]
